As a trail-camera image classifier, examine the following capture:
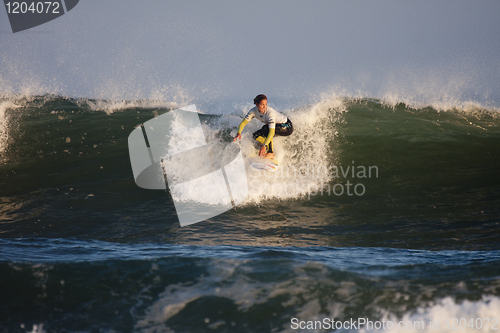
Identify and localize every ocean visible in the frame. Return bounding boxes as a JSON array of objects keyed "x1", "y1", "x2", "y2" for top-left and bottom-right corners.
[{"x1": 1, "y1": 94, "x2": 499, "y2": 332}]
